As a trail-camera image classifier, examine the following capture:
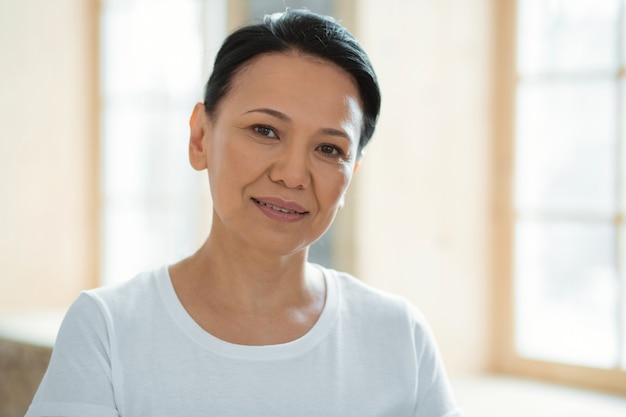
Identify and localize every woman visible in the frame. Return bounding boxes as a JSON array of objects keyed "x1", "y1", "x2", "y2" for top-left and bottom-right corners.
[{"x1": 26, "y1": 9, "x2": 463, "y2": 417}]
